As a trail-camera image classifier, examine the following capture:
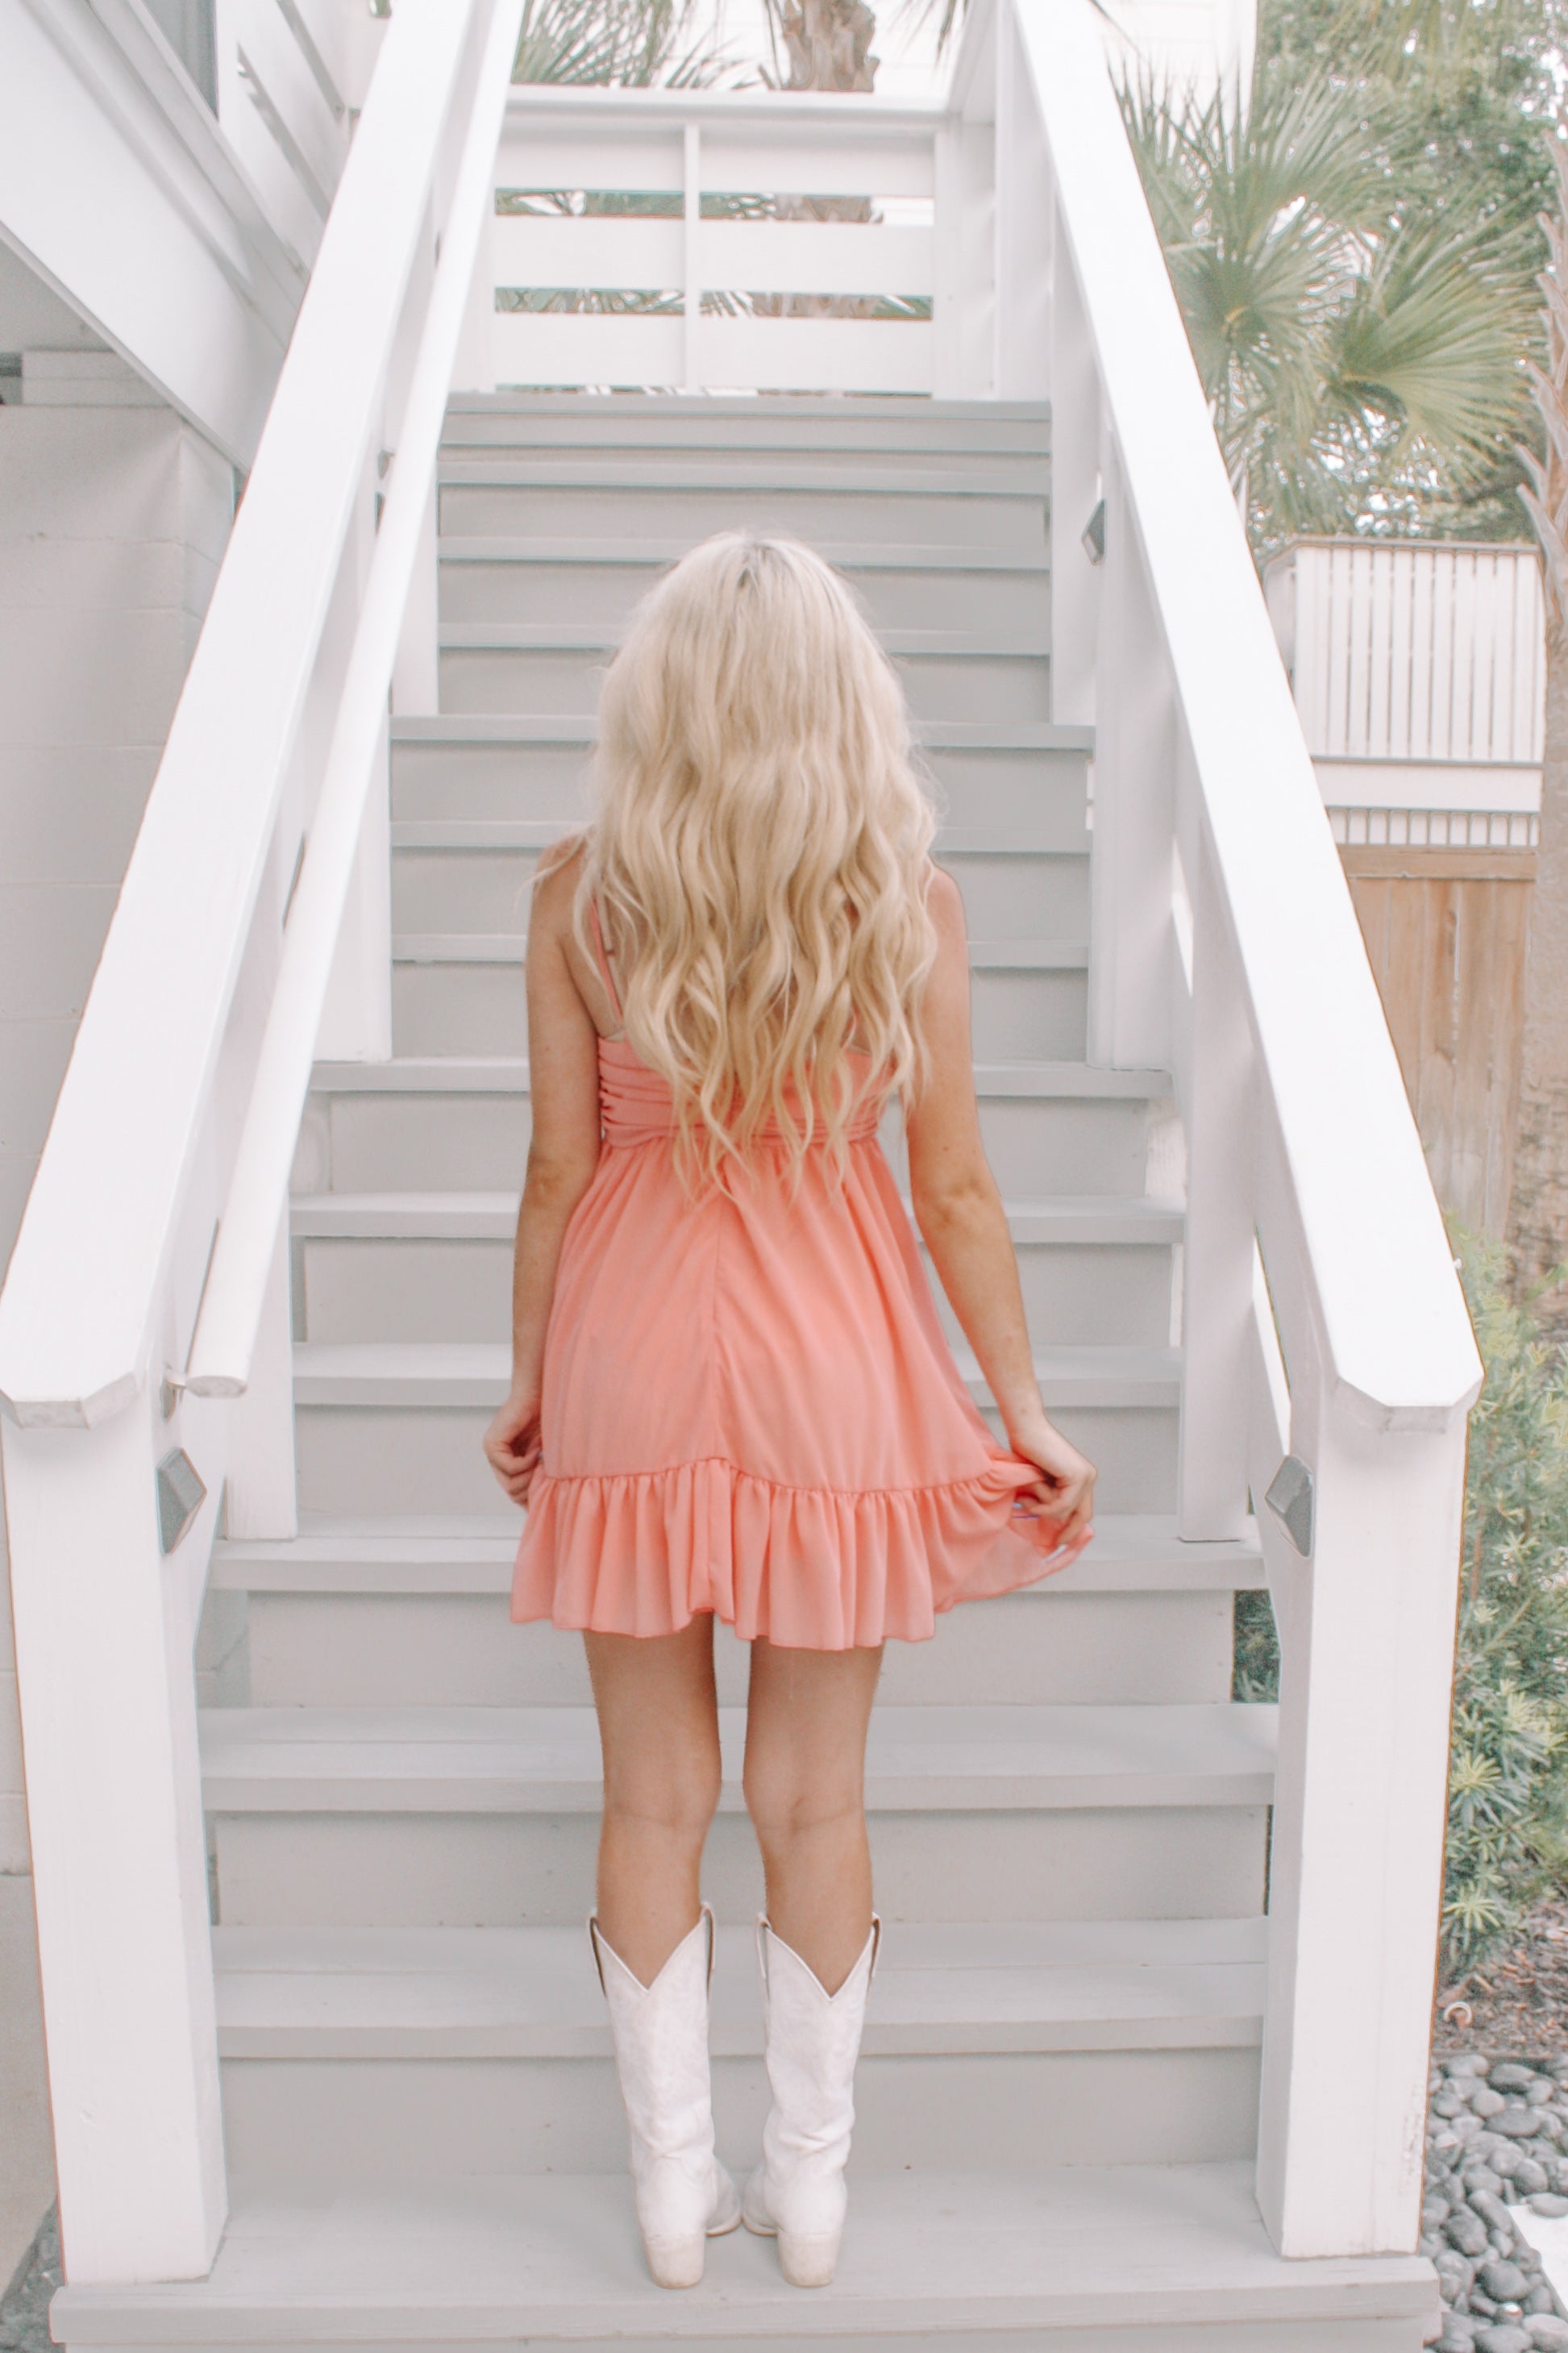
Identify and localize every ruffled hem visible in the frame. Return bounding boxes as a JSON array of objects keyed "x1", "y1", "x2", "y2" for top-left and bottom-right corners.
[{"x1": 510, "y1": 1453, "x2": 1084, "y2": 1650}]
